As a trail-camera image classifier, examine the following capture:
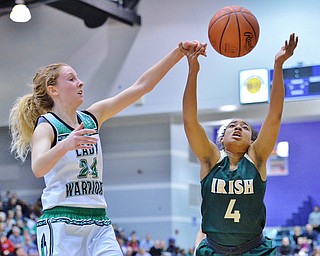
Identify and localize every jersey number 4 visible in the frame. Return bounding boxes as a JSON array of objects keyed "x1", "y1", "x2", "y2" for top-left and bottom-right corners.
[{"x1": 224, "y1": 199, "x2": 241, "y2": 222}]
